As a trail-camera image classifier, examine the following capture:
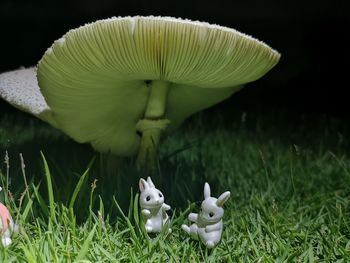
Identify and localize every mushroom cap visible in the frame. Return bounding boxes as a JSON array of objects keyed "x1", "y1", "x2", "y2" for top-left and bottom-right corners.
[
  {"x1": 0, "y1": 67, "x2": 56, "y2": 126},
  {"x1": 36, "y1": 16, "x2": 280, "y2": 156}
]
